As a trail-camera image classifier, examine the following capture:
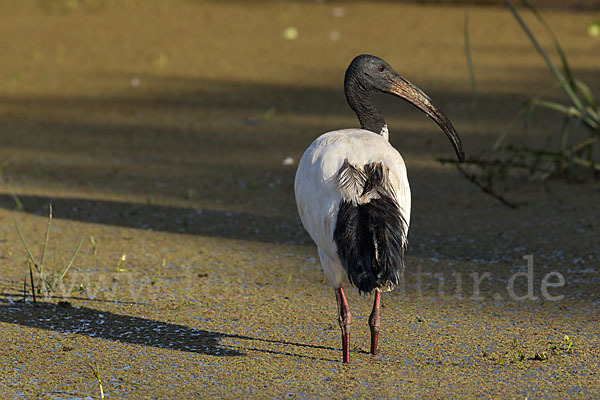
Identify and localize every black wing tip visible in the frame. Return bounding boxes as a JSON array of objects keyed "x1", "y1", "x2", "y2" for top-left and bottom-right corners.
[
  {"x1": 351, "y1": 272, "x2": 378, "y2": 294},
  {"x1": 334, "y1": 161, "x2": 407, "y2": 294}
]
